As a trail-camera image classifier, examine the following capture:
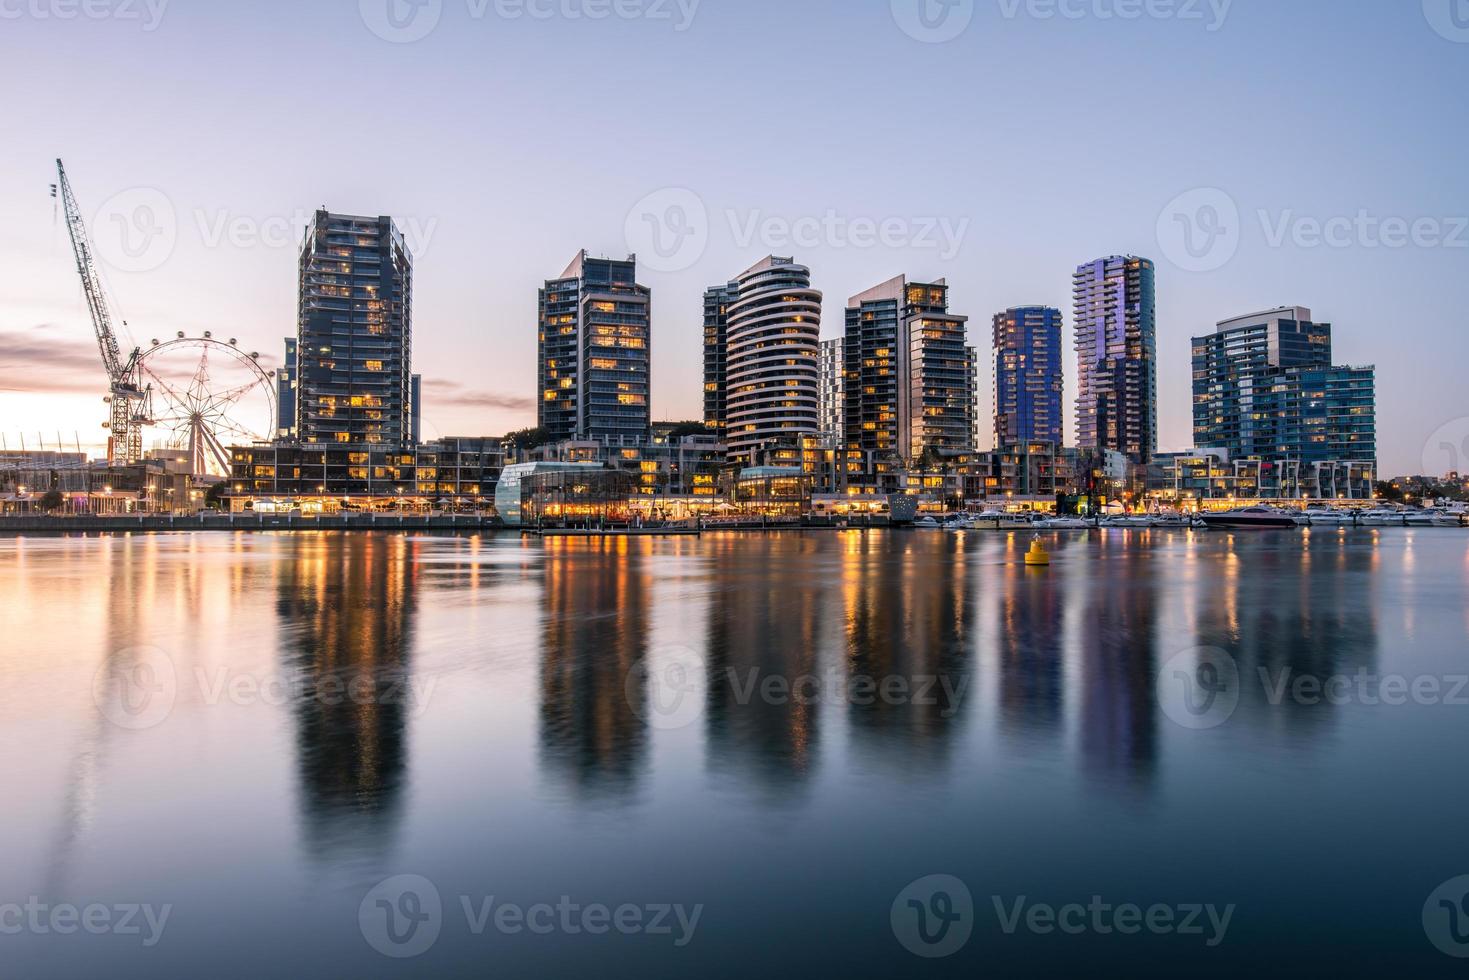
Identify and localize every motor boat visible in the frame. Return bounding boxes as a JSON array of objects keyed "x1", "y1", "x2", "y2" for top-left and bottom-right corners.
[
  {"x1": 970, "y1": 511, "x2": 1037, "y2": 530},
  {"x1": 1197, "y1": 507, "x2": 1299, "y2": 530},
  {"x1": 913, "y1": 516, "x2": 942, "y2": 529},
  {"x1": 1300, "y1": 507, "x2": 1355, "y2": 526},
  {"x1": 1356, "y1": 508, "x2": 1407, "y2": 527},
  {"x1": 1035, "y1": 516, "x2": 1092, "y2": 530}
]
